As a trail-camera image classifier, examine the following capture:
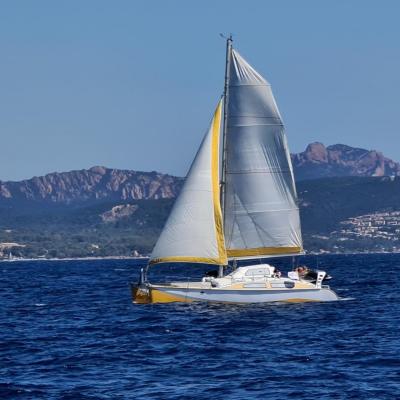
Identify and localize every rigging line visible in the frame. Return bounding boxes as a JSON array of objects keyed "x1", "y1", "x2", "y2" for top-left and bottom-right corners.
[
  {"x1": 233, "y1": 191, "x2": 254, "y2": 249},
  {"x1": 236, "y1": 194, "x2": 281, "y2": 246},
  {"x1": 235, "y1": 213, "x2": 250, "y2": 249},
  {"x1": 251, "y1": 212, "x2": 273, "y2": 248},
  {"x1": 225, "y1": 193, "x2": 238, "y2": 247},
  {"x1": 225, "y1": 191, "x2": 243, "y2": 249},
  {"x1": 226, "y1": 214, "x2": 235, "y2": 248}
]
